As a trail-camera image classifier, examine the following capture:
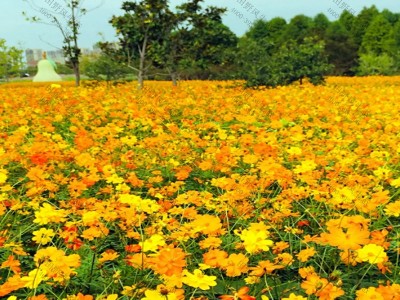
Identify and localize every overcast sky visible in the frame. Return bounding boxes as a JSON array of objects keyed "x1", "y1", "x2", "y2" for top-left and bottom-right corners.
[{"x1": 1, "y1": 0, "x2": 398, "y2": 51}]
